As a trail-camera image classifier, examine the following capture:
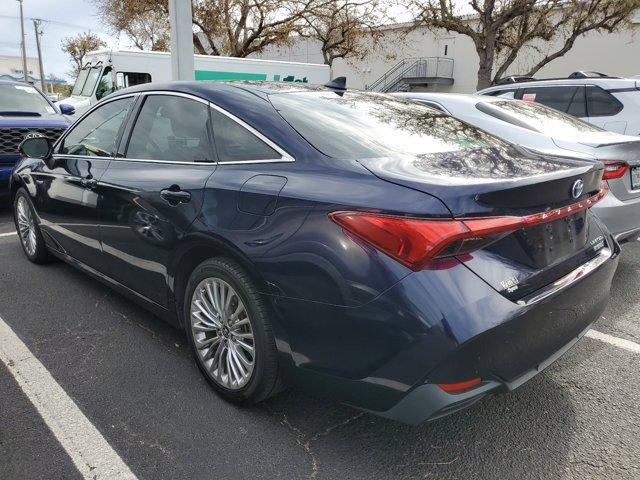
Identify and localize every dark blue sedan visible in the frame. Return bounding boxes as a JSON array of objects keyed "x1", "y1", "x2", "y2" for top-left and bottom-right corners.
[
  {"x1": 0, "y1": 80, "x2": 73, "y2": 205},
  {"x1": 11, "y1": 81, "x2": 618, "y2": 424}
]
